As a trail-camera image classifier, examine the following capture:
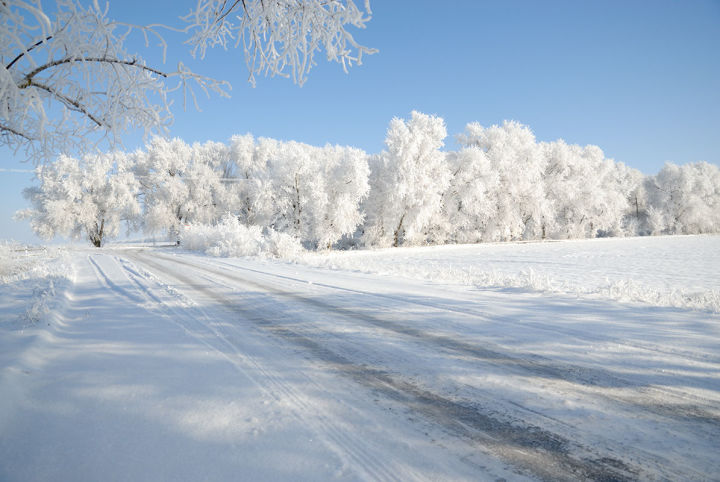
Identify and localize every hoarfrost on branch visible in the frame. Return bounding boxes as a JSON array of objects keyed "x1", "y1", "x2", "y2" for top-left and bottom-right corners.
[{"x1": 1, "y1": 0, "x2": 375, "y2": 162}]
